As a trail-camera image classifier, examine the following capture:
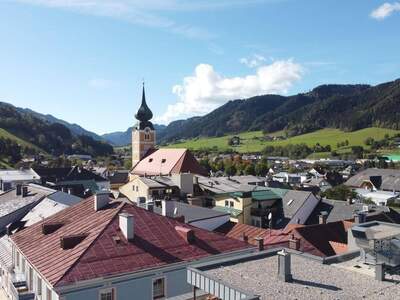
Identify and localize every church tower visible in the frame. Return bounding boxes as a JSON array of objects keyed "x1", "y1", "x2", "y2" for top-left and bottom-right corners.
[{"x1": 132, "y1": 84, "x2": 156, "y2": 167}]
